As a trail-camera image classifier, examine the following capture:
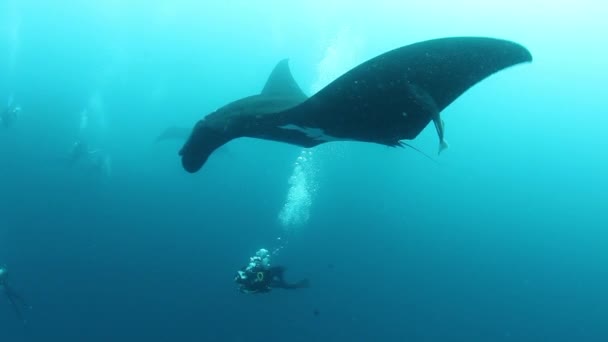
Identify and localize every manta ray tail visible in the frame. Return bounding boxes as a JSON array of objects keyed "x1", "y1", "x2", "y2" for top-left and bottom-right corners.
[{"x1": 399, "y1": 141, "x2": 439, "y2": 164}]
